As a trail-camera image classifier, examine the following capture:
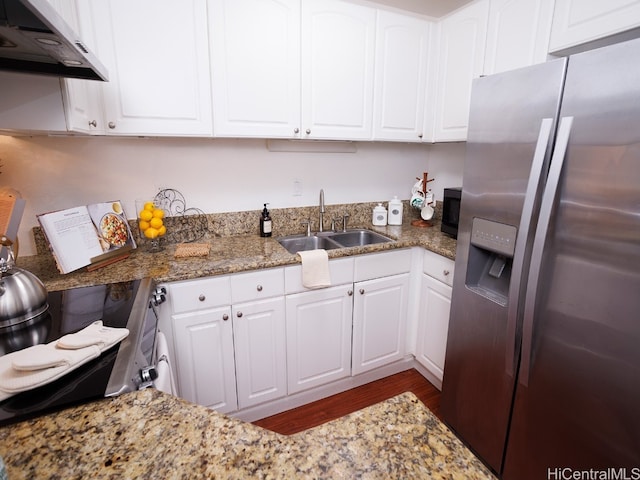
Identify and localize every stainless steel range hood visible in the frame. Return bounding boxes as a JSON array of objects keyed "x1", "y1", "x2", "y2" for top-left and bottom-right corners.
[{"x1": 0, "y1": 0, "x2": 107, "y2": 80}]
